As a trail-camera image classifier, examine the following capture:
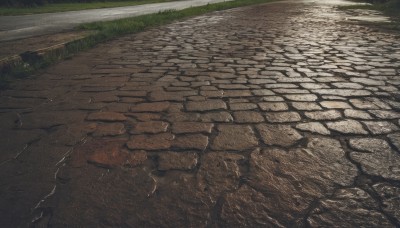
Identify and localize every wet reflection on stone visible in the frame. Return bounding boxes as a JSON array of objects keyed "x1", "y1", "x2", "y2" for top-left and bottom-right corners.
[
  {"x1": 0, "y1": 0, "x2": 399, "y2": 226},
  {"x1": 308, "y1": 188, "x2": 392, "y2": 227}
]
